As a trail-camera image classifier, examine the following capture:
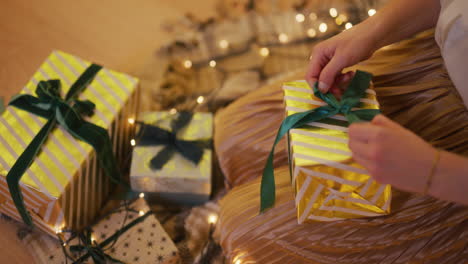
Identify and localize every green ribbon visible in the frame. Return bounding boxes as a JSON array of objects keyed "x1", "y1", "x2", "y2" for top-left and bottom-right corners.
[
  {"x1": 70, "y1": 210, "x2": 152, "y2": 264},
  {"x1": 7, "y1": 64, "x2": 123, "y2": 226},
  {"x1": 136, "y1": 111, "x2": 212, "y2": 170},
  {"x1": 260, "y1": 70, "x2": 381, "y2": 212}
]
